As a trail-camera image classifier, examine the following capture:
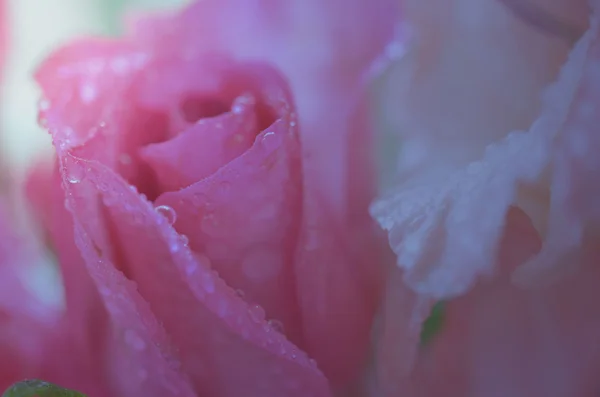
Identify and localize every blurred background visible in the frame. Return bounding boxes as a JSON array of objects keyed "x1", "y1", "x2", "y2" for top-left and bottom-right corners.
[
  {"x1": 0, "y1": 0, "x2": 189, "y2": 174},
  {"x1": 0, "y1": 0, "x2": 190, "y2": 311}
]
